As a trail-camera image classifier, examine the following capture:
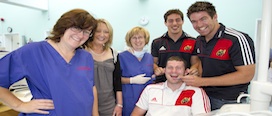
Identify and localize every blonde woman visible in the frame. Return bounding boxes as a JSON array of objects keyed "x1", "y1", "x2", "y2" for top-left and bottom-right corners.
[
  {"x1": 117, "y1": 26, "x2": 154, "y2": 116},
  {"x1": 84, "y1": 19, "x2": 122, "y2": 116}
]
